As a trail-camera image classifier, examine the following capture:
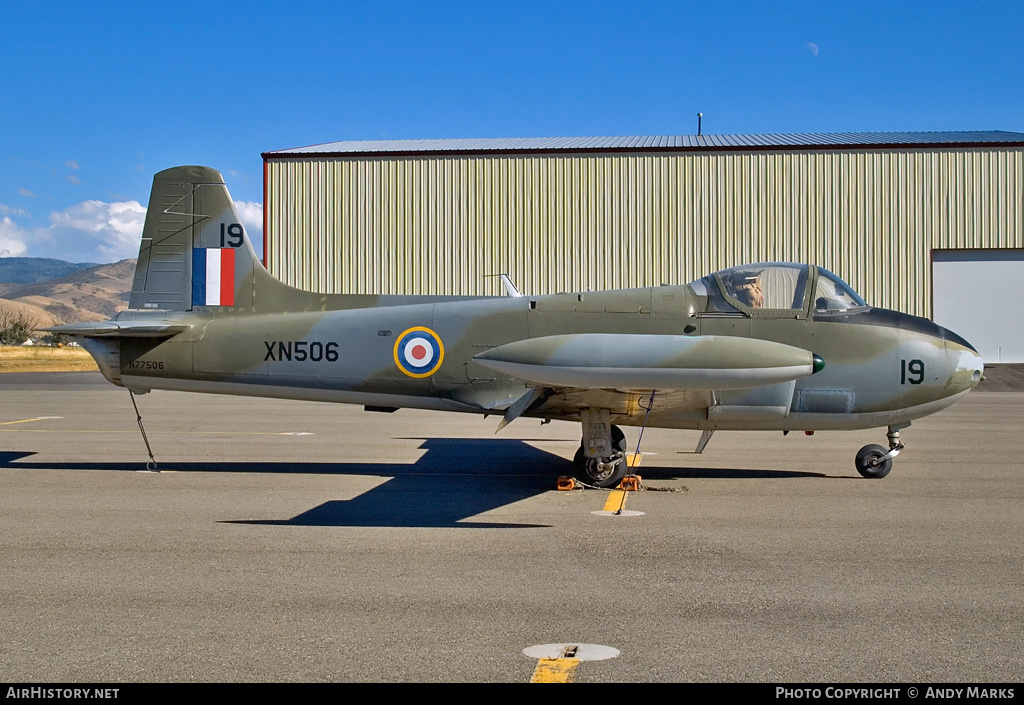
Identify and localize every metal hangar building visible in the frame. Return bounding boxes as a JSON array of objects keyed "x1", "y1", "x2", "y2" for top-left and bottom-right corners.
[{"x1": 261, "y1": 131, "x2": 1024, "y2": 362}]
